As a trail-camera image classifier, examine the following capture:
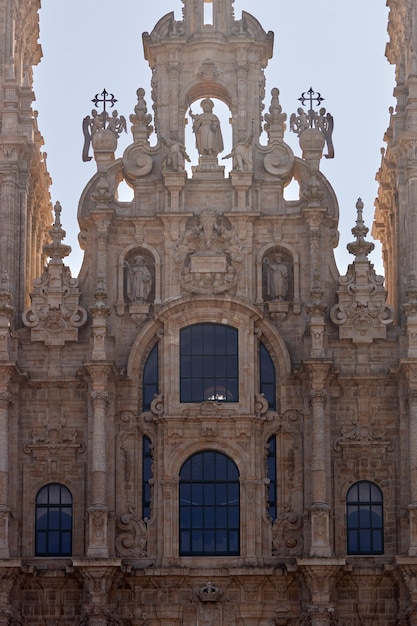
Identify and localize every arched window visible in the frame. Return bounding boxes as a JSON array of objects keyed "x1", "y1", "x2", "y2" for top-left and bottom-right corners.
[
  {"x1": 267, "y1": 435, "x2": 277, "y2": 521},
  {"x1": 142, "y1": 436, "x2": 152, "y2": 519},
  {"x1": 180, "y1": 324, "x2": 238, "y2": 402},
  {"x1": 143, "y1": 343, "x2": 158, "y2": 411},
  {"x1": 346, "y1": 481, "x2": 384, "y2": 555},
  {"x1": 179, "y1": 451, "x2": 240, "y2": 556},
  {"x1": 260, "y1": 342, "x2": 276, "y2": 410},
  {"x1": 35, "y1": 483, "x2": 72, "y2": 557}
]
